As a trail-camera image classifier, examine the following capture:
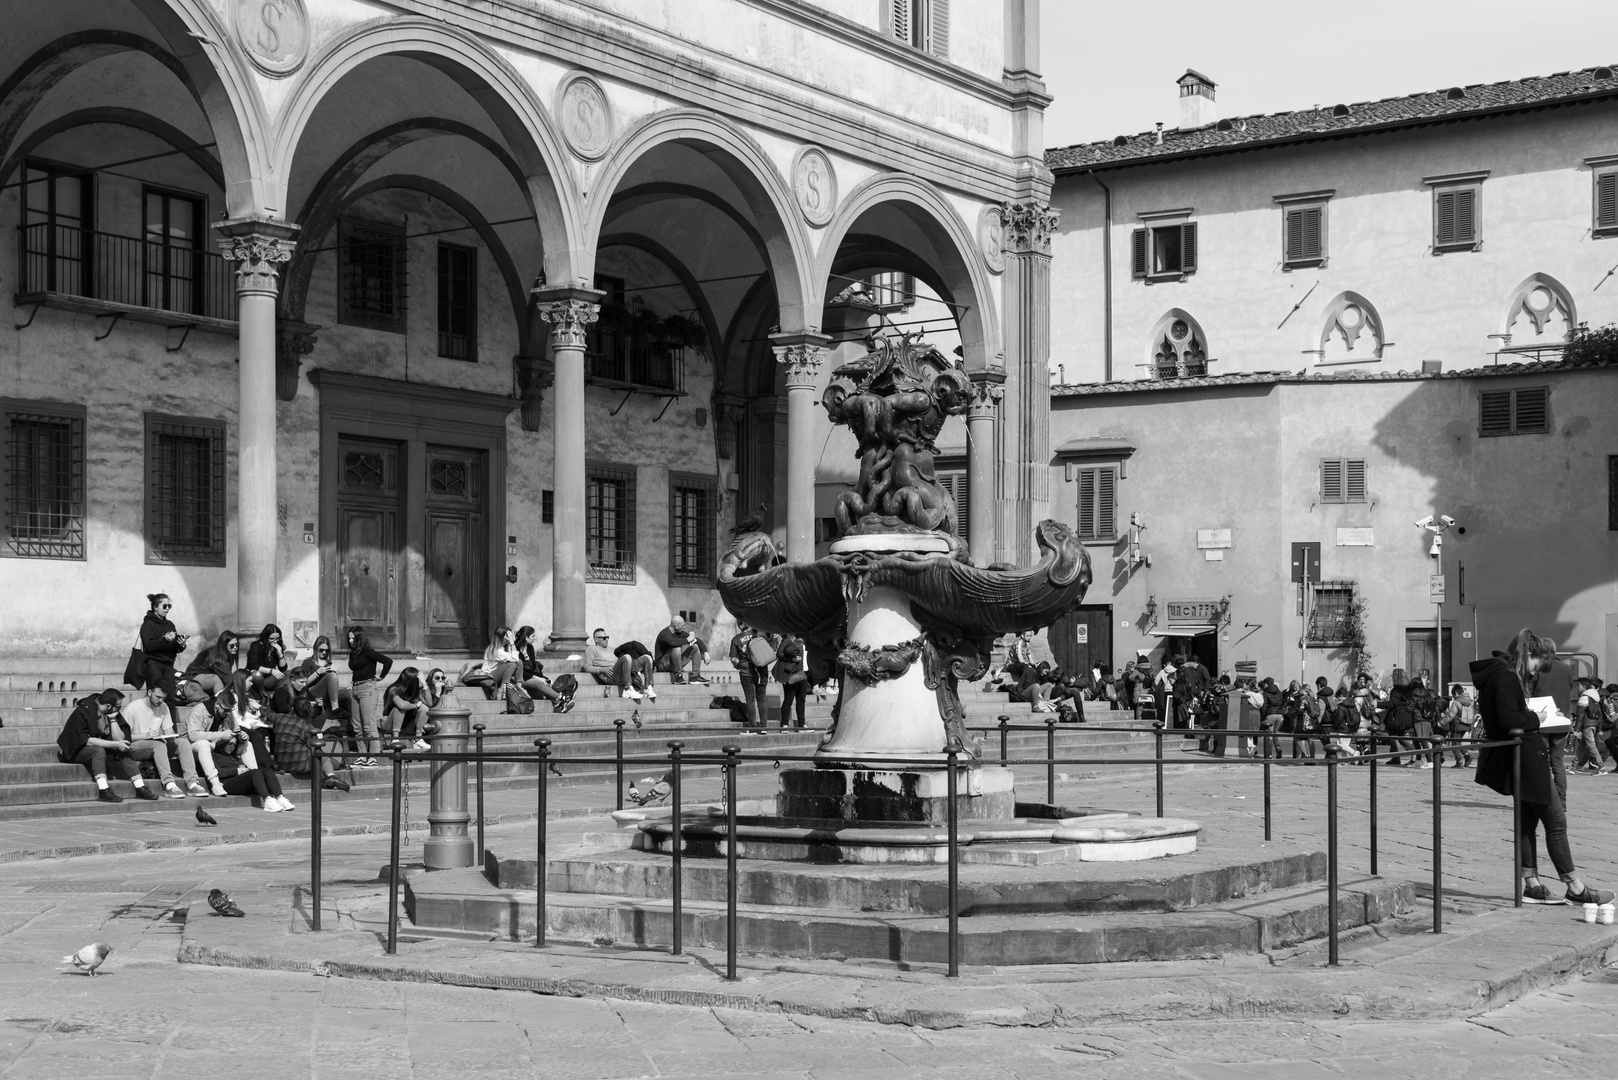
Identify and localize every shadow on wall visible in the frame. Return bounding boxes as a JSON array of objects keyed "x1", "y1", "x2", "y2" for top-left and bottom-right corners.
[{"x1": 1369, "y1": 377, "x2": 1613, "y2": 658}]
